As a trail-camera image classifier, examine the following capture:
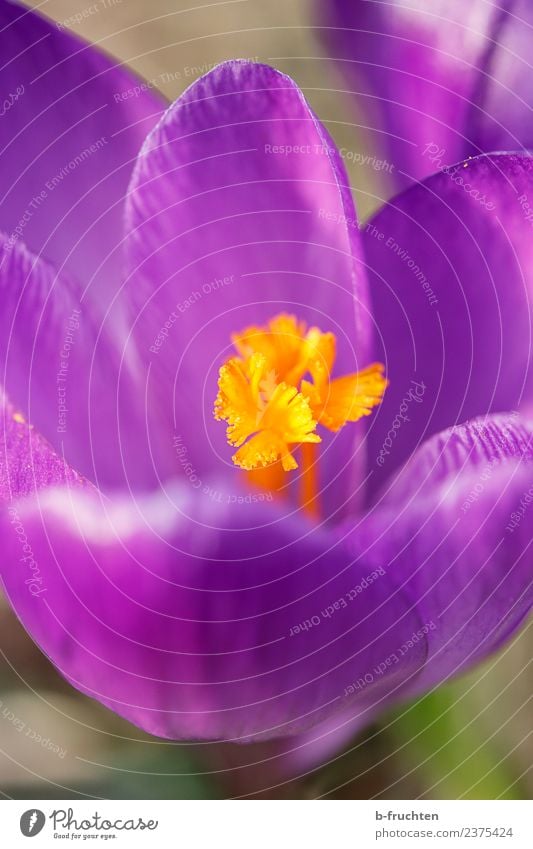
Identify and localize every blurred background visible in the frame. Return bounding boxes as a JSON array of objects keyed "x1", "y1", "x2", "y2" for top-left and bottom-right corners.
[{"x1": 1, "y1": 0, "x2": 530, "y2": 800}]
